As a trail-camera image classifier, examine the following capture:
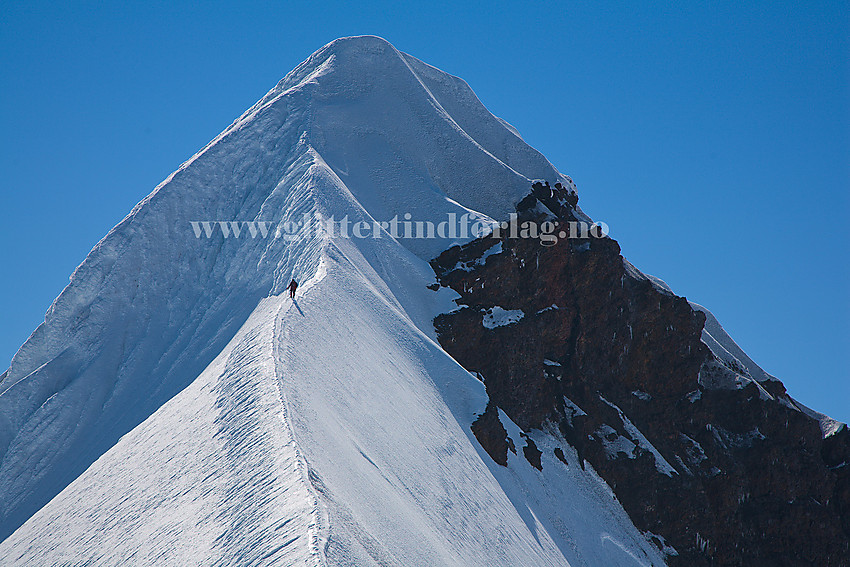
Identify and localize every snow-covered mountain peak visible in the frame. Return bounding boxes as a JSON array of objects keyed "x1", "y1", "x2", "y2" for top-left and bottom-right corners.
[
  {"x1": 273, "y1": 35, "x2": 405, "y2": 92},
  {"x1": 235, "y1": 34, "x2": 571, "y2": 246},
  {"x1": 0, "y1": 37, "x2": 737, "y2": 566},
  {"x1": 0, "y1": 36, "x2": 585, "y2": 554}
]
